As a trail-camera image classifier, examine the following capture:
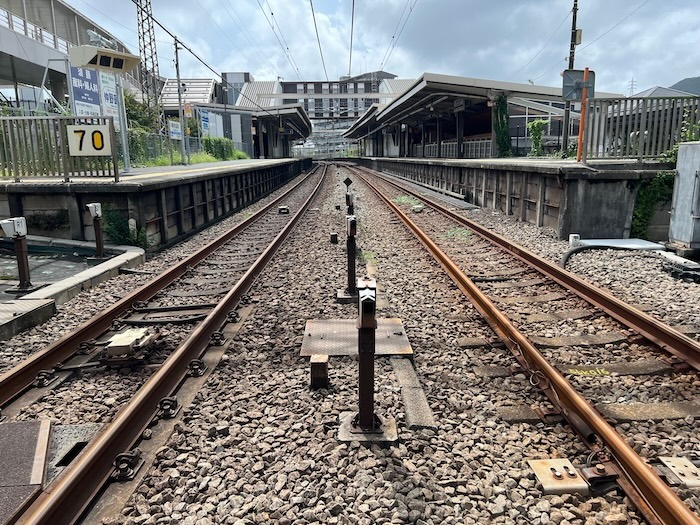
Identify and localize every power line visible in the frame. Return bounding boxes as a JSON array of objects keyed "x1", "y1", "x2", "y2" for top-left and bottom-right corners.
[
  {"x1": 255, "y1": 0, "x2": 303, "y2": 80},
  {"x1": 348, "y1": 0, "x2": 355, "y2": 77},
  {"x1": 532, "y1": 0, "x2": 650, "y2": 83},
  {"x1": 380, "y1": 0, "x2": 420, "y2": 72},
  {"x1": 192, "y1": 0, "x2": 276, "y2": 75},
  {"x1": 71, "y1": 0, "x2": 172, "y2": 49},
  {"x1": 309, "y1": 0, "x2": 329, "y2": 81},
  {"x1": 378, "y1": 0, "x2": 411, "y2": 71},
  {"x1": 127, "y1": 0, "x2": 278, "y2": 118},
  {"x1": 578, "y1": 0, "x2": 650, "y2": 52},
  {"x1": 507, "y1": 9, "x2": 571, "y2": 81},
  {"x1": 219, "y1": 2, "x2": 277, "y2": 73}
]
